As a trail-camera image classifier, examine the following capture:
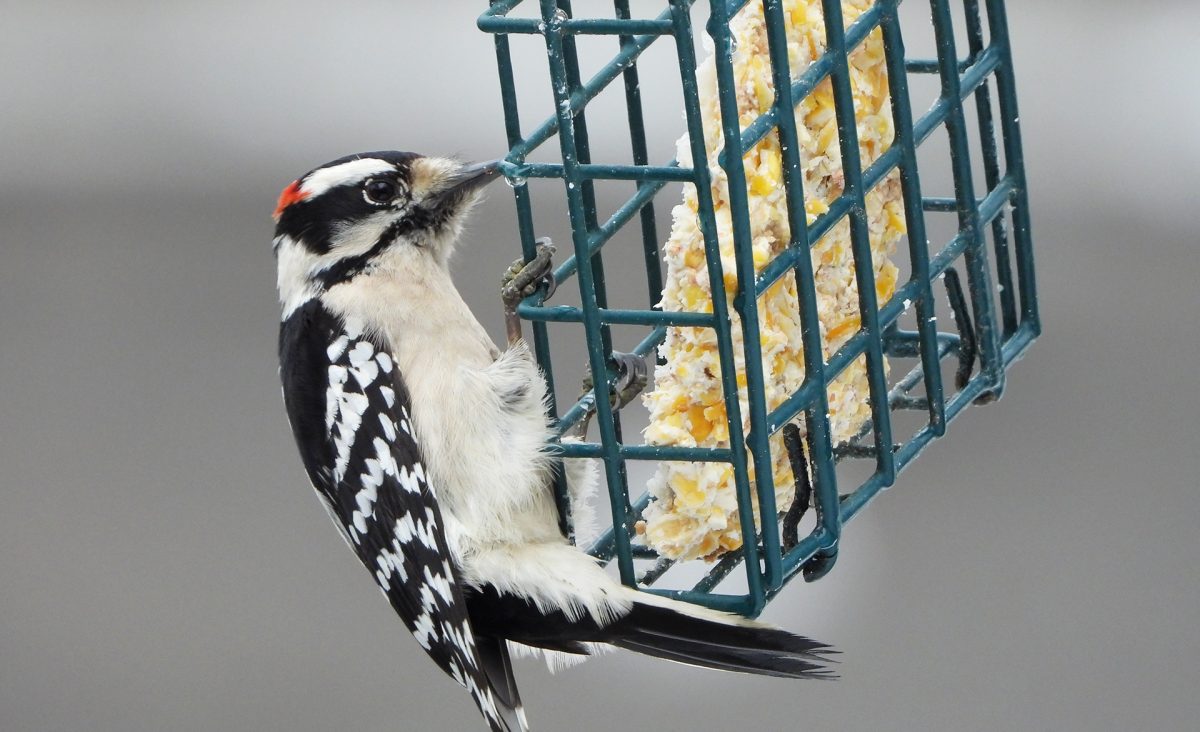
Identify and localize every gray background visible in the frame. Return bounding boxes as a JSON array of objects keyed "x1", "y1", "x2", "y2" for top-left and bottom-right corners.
[{"x1": 2, "y1": 1, "x2": 1197, "y2": 730}]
